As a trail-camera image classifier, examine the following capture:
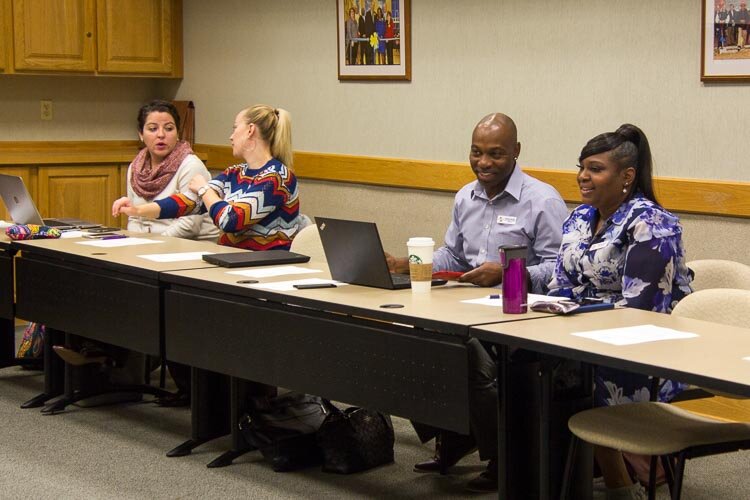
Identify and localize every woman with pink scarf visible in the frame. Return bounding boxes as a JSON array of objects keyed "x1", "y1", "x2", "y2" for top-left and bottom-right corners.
[{"x1": 112, "y1": 100, "x2": 218, "y2": 240}]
